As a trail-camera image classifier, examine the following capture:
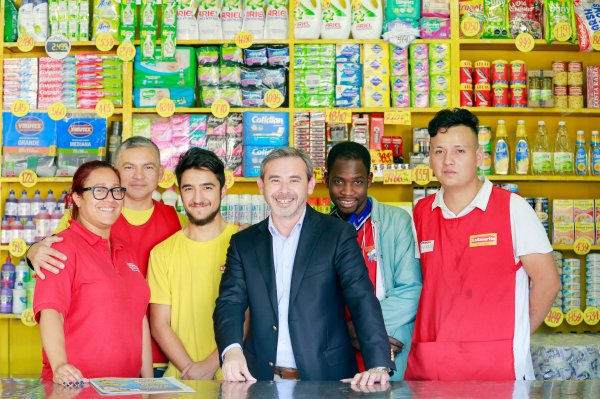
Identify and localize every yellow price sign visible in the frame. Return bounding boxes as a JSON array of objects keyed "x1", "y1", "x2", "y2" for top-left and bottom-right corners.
[
  {"x1": 156, "y1": 98, "x2": 176, "y2": 118},
  {"x1": 95, "y1": 99, "x2": 115, "y2": 118},
  {"x1": 95, "y1": 33, "x2": 115, "y2": 52},
  {"x1": 117, "y1": 43, "x2": 136, "y2": 62},
  {"x1": 264, "y1": 89, "x2": 284, "y2": 109},
  {"x1": 159, "y1": 169, "x2": 176, "y2": 189},
  {"x1": 583, "y1": 307, "x2": 600, "y2": 326},
  {"x1": 553, "y1": 22, "x2": 572, "y2": 42},
  {"x1": 19, "y1": 169, "x2": 38, "y2": 188},
  {"x1": 591, "y1": 31, "x2": 600, "y2": 51},
  {"x1": 383, "y1": 169, "x2": 412, "y2": 185},
  {"x1": 21, "y1": 308, "x2": 37, "y2": 327},
  {"x1": 47, "y1": 101, "x2": 67, "y2": 121},
  {"x1": 460, "y1": 16, "x2": 481, "y2": 38},
  {"x1": 17, "y1": 34, "x2": 35, "y2": 52},
  {"x1": 413, "y1": 165, "x2": 433, "y2": 185},
  {"x1": 325, "y1": 108, "x2": 352, "y2": 124},
  {"x1": 544, "y1": 307, "x2": 564, "y2": 327},
  {"x1": 565, "y1": 308, "x2": 584, "y2": 326},
  {"x1": 11, "y1": 100, "x2": 29, "y2": 117},
  {"x1": 235, "y1": 31, "x2": 254, "y2": 49},
  {"x1": 313, "y1": 167, "x2": 324, "y2": 183},
  {"x1": 370, "y1": 150, "x2": 393, "y2": 165},
  {"x1": 573, "y1": 237, "x2": 592, "y2": 255},
  {"x1": 384, "y1": 110, "x2": 411, "y2": 125},
  {"x1": 9, "y1": 238, "x2": 27, "y2": 258},
  {"x1": 211, "y1": 99, "x2": 230, "y2": 118},
  {"x1": 515, "y1": 32, "x2": 535, "y2": 52},
  {"x1": 224, "y1": 170, "x2": 235, "y2": 189}
]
